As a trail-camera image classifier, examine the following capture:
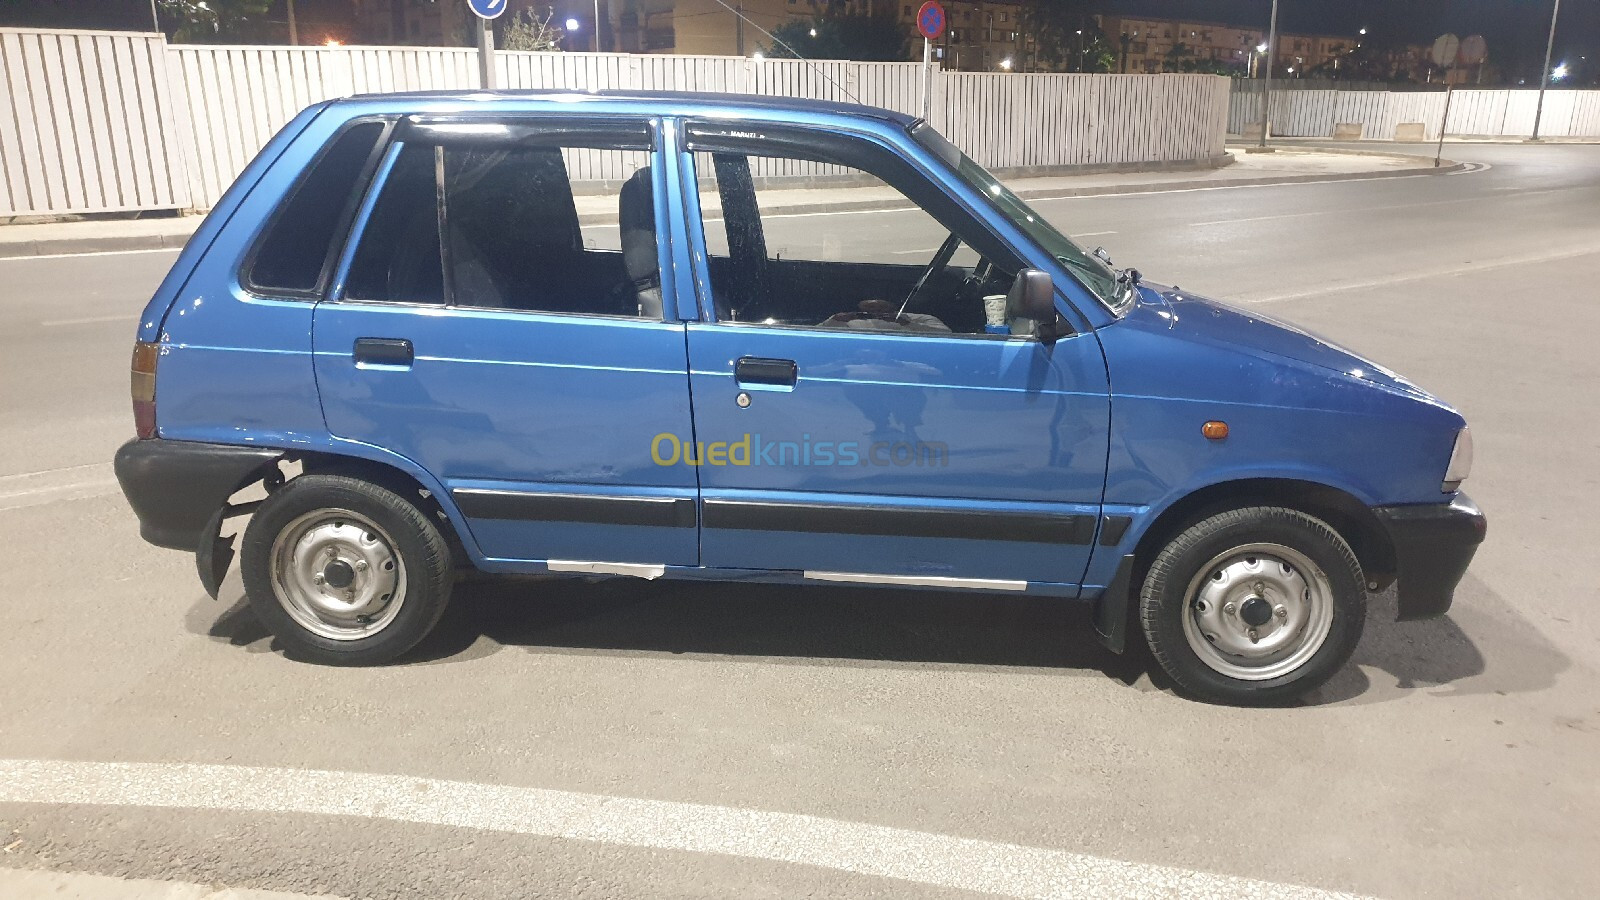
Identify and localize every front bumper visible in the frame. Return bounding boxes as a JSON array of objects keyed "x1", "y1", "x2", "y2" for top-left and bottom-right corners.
[
  {"x1": 1372, "y1": 494, "x2": 1486, "y2": 620},
  {"x1": 114, "y1": 438, "x2": 281, "y2": 551}
]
